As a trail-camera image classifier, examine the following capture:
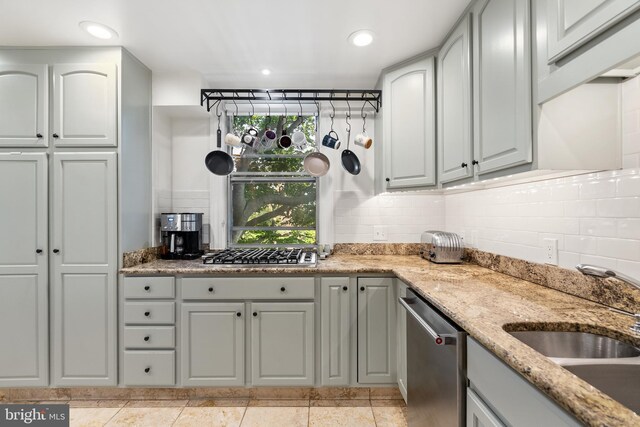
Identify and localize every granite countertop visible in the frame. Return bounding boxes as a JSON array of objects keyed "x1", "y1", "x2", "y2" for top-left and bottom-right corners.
[{"x1": 121, "y1": 255, "x2": 640, "y2": 426}]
